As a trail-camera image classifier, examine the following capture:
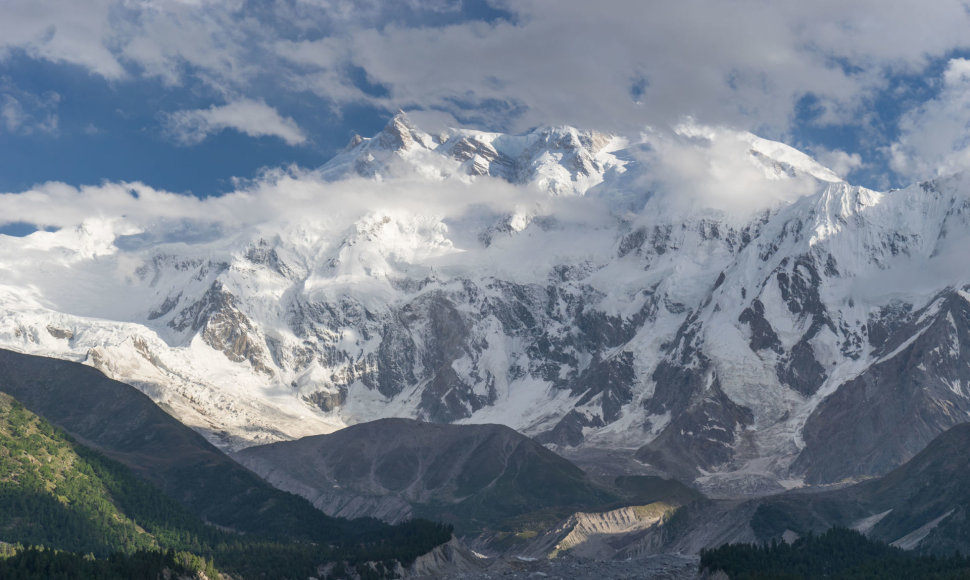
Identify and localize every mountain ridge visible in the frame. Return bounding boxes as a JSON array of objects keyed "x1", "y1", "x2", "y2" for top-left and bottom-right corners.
[
  {"x1": 3, "y1": 115, "x2": 970, "y2": 492},
  {"x1": 233, "y1": 416, "x2": 618, "y2": 533}
]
